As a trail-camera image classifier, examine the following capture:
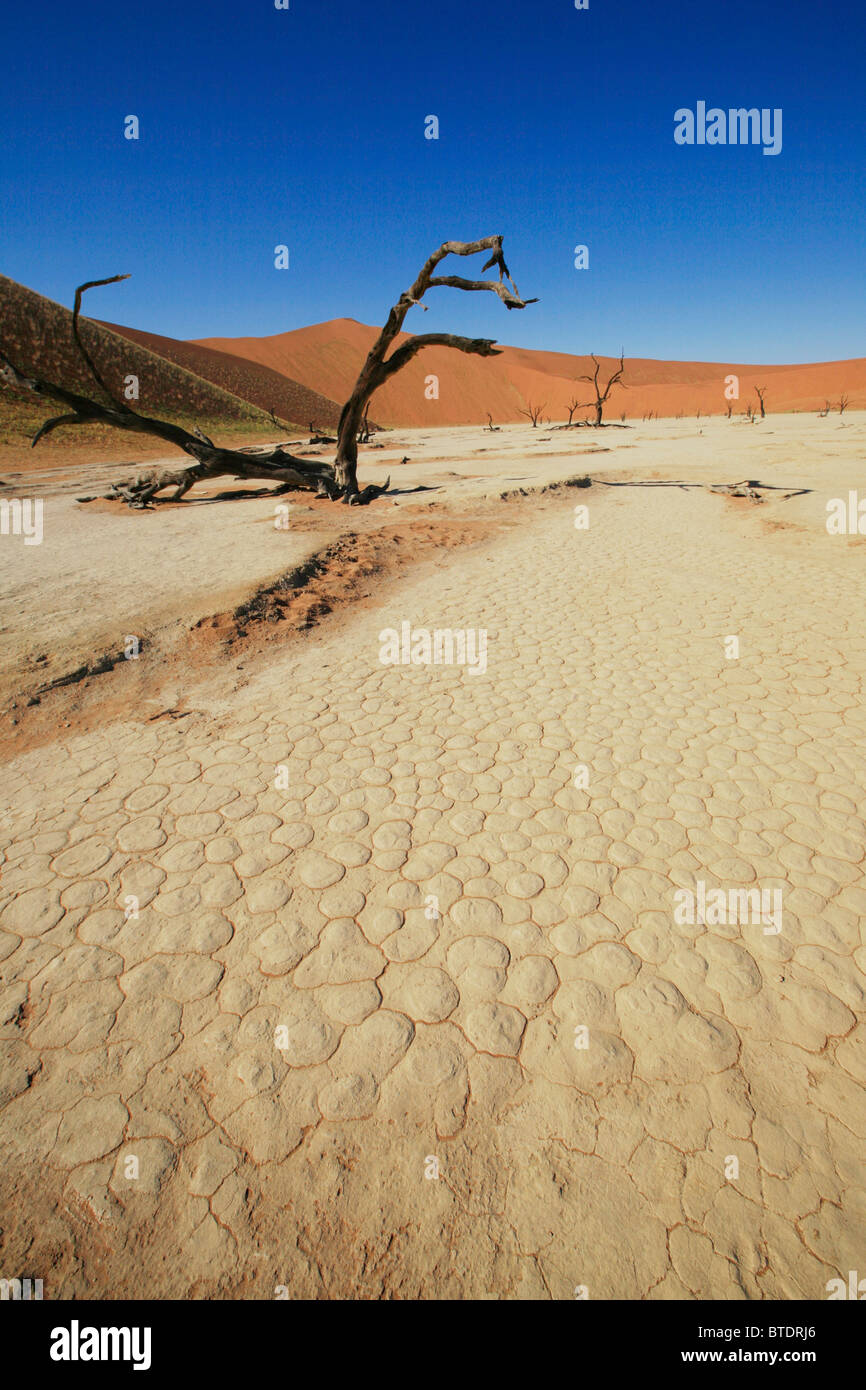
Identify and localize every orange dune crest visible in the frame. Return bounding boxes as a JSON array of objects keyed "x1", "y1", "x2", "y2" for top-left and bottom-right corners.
[{"x1": 195, "y1": 318, "x2": 866, "y2": 425}]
